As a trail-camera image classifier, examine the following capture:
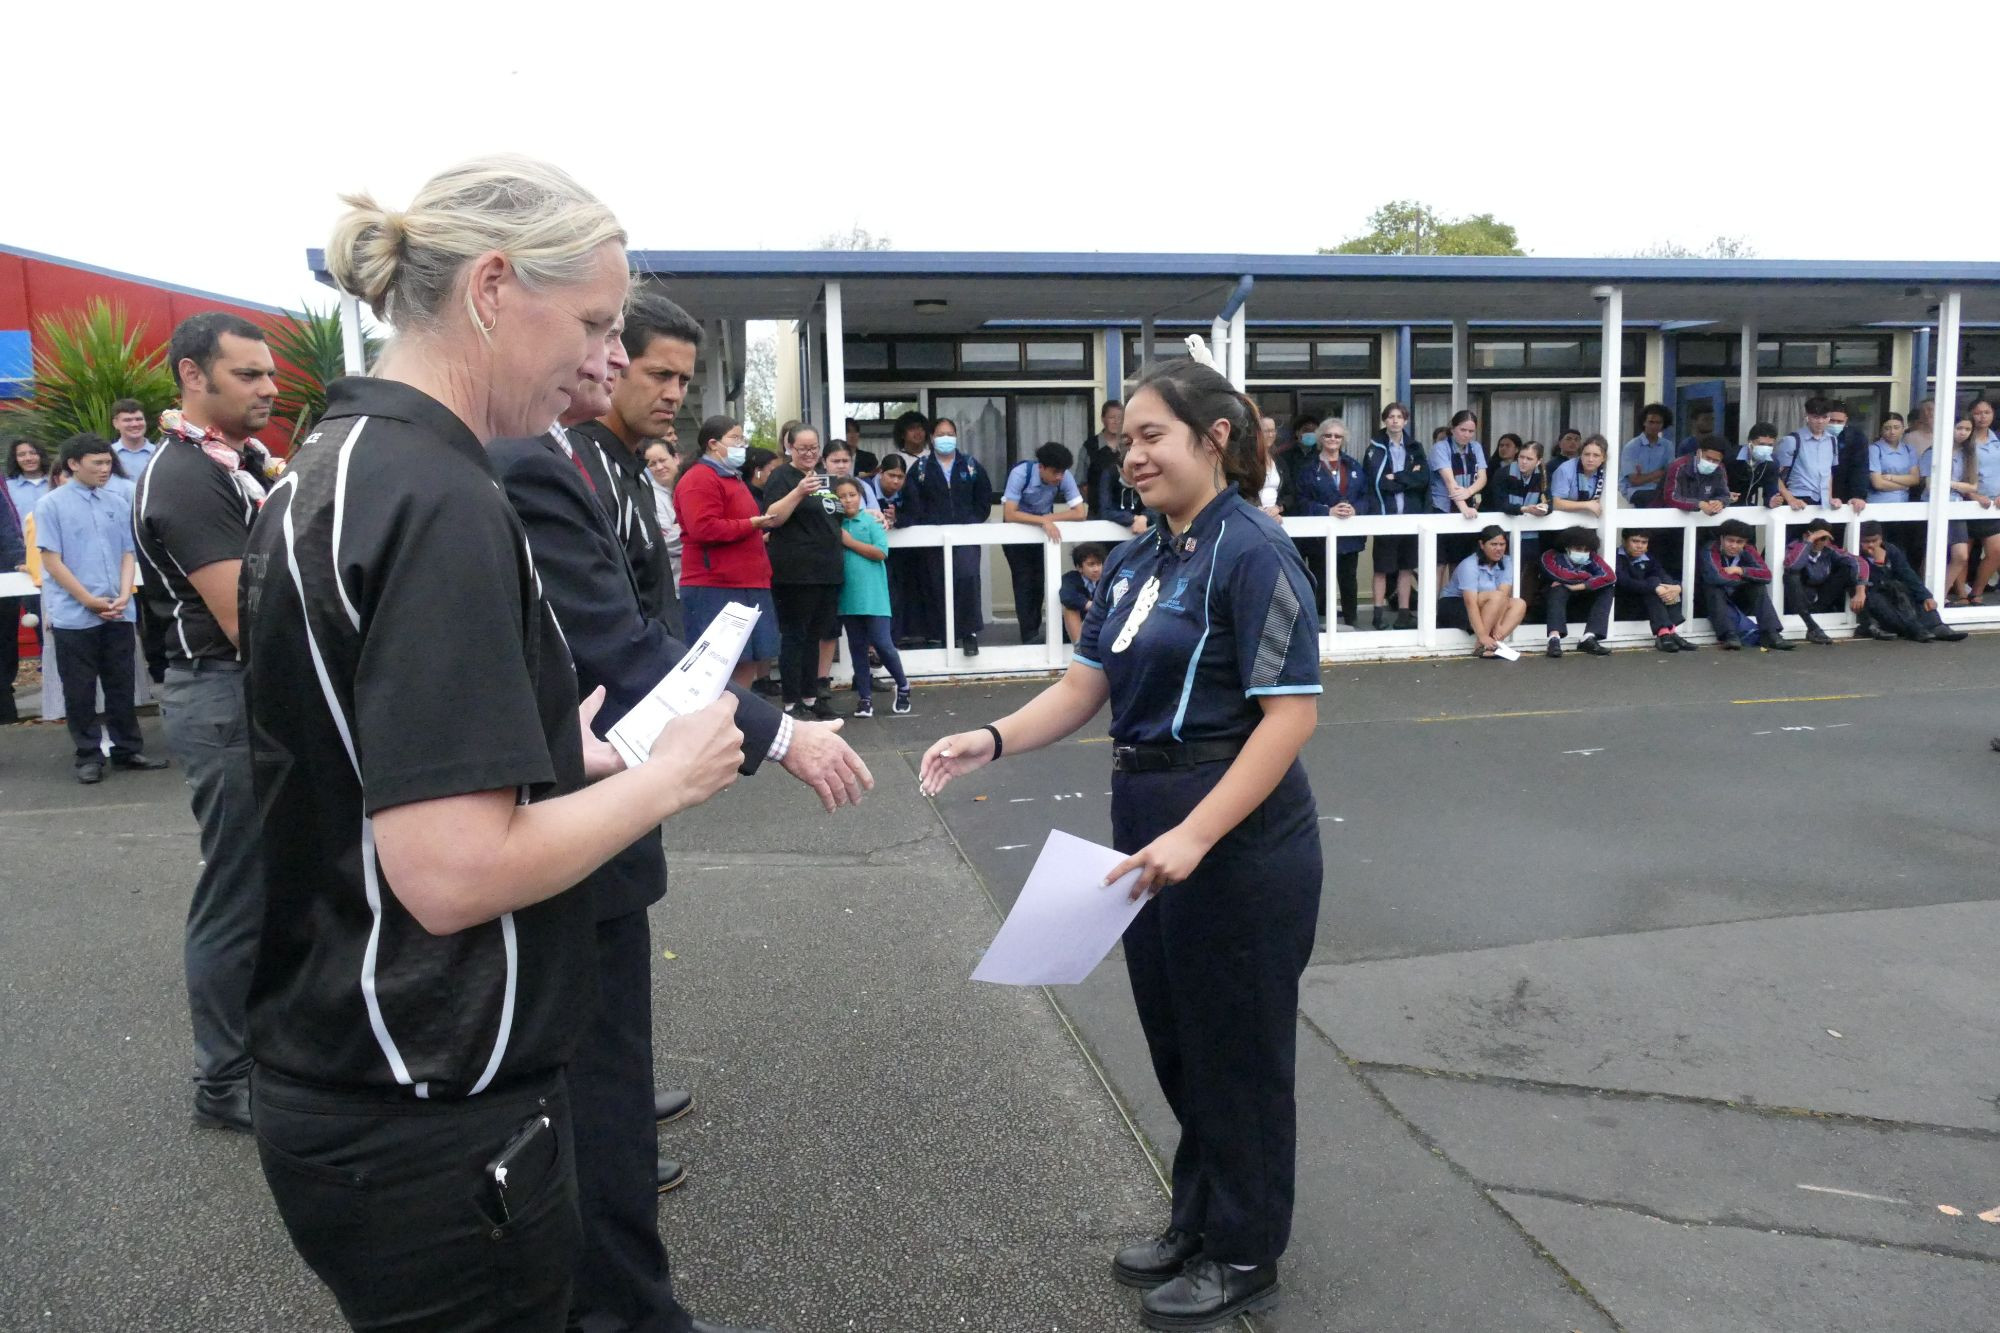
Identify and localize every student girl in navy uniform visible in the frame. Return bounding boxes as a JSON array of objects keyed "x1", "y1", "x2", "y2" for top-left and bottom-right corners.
[
  {"x1": 899, "y1": 415, "x2": 993, "y2": 655},
  {"x1": 1361, "y1": 402, "x2": 1429, "y2": 630},
  {"x1": 921, "y1": 352, "x2": 1322, "y2": 1331},
  {"x1": 1286, "y1": 418, "x2": 1365, "y2": 627}
]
